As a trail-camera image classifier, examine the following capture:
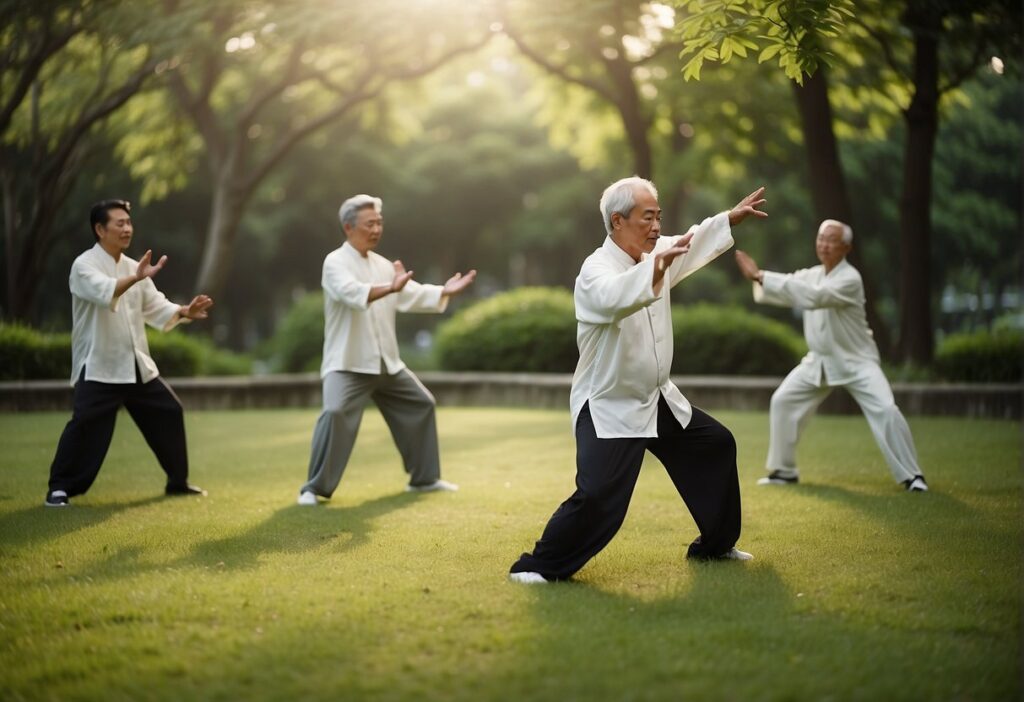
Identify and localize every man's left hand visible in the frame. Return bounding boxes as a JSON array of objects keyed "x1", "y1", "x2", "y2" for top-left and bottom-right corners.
[
  {"x1": 734, "y1": 250, "x2": 762, "y2": 283},
  {"x1": 181, "y1": 295, "x2": 214, "y2": 320},
  {"x1": 442, "y1": 270, "x2": 477, "y2": 298}
]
